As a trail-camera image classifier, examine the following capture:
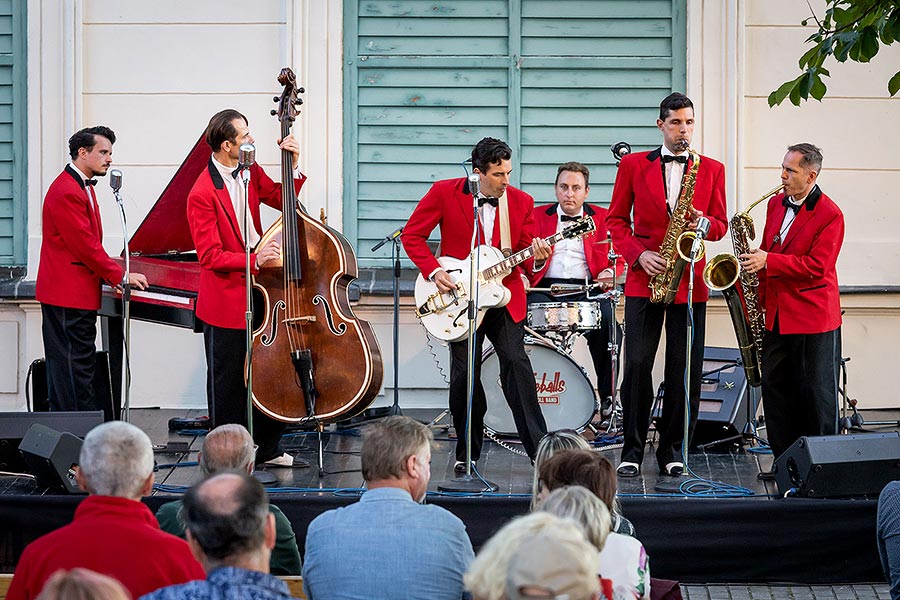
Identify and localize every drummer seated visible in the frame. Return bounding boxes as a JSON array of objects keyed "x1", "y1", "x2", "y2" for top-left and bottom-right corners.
[{"x1": 528, "y1": 161, "x2": 623, "y2": 411}]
